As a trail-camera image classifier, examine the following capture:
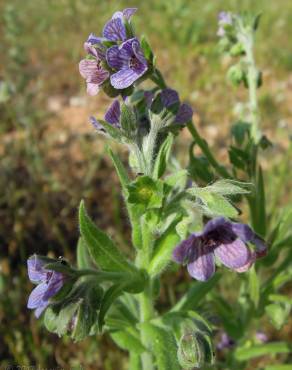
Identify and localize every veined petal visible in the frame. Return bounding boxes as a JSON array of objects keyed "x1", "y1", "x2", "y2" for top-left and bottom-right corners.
[
  {"x1": 214, "y1": 239, "x2": 253, "y2": 270},
  {"x1": 234, "y1": 251, "x2": 255, "y2": 272},
  {"x1": 161, "y1": 88, "x2": 179, "y2": 108},
  {"x1": 253, "y1": 236, "x2": 267, "y2": 258},
  {"x1": 79, "y1": 59, "x2": 97, "y2": 79},
  {"x1": 123, "y1": 8, "x2": 137, "y2": 20},
  {"x1": 104, "y1": 100, "x2": 120, "y2": 125},
  {"x1": 110, "y1": 66, "x2": 146, "y2": 89},
  {"x1": 90, "y1": 116, "x2": 105, "y2": 131},
  {"x1": 132, "y1": 39, "x2": 147, "y2": 65},
  {"x1": 187, "y1": 244, "x2": 215, "y2": 281},
  {"x1": 87, "y1": 82, "x2": 100, "y2": 96},
  {"x1": 173, "y1": 235, "x2": 198, "y2": 265},
  {"x1": 231, "y1": 222, "x2": 254, "y2": 243},
  {"x1": 43, "y1": 272, "x2": 64, "y2": 301},
  {"x1": 84, "y1": 42, "x2": 98, "y2": 57},
  {"x1": 27, "y1": 255, "x2": 46, "y2": 283},
  {"x1": 107, "y1": 46, "x2": 125, "y2": 70},
  {"x1": 175, "y1": 103, "x2": 193, "y2": 124},
  {"x1": 27, "y1": 282, "x2": 48, "y2": 309},
  {"x1": 34, "y1": 303, "x2": 49, "y2": 318},
  {"x1": 103, "y1": 17, "x2": 126, "y2": 41}
]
